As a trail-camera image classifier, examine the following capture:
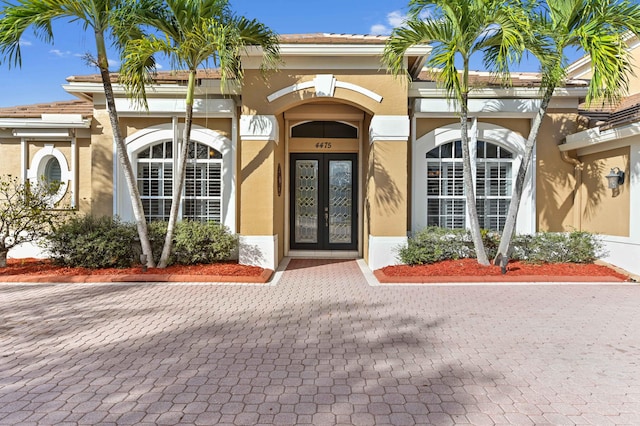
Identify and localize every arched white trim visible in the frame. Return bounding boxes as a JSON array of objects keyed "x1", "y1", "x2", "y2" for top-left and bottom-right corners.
[
  {"x1": 27, "y1": 144, "x2": 70, "y2": 204},
  {"x1": 290, "y1": 120, "x2": 358, "y2": 130},
  {"x1": 412, "y1": 123, "x2": 534, "y2": 234},
  {"x1": 267, "y1": 74, "x2": 383, "y2": 103},
  {"x1": 116, "y1": 123, "x2": 236, "y2": 231}
]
